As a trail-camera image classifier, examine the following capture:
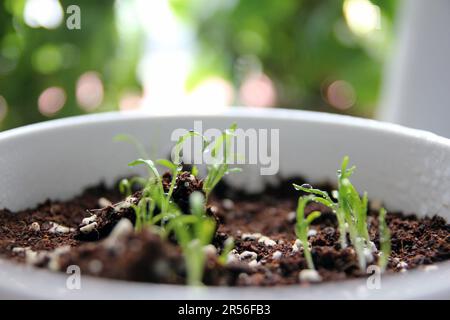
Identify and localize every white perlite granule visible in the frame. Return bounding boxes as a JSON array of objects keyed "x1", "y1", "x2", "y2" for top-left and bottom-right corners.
[
  {"x1": 307, "y1": 229, "x2": 317, "y2": 237},
  {"x1": 29, "y1": 222, "x2": 40, "y2": 232},
  {"x1": 292, "y1": 239, "x2": 302, "y2": 253},
  {"x1": 103, "y1": 218, "x2": 133, "y2": 248},
  {"x1": 248, "y1": 260, "x2": 260, "y2": 268},
  {"x1": 239, "y1": 251, "x2": 258, "y2": 261},
  {"x1": 48, "y1": 222, "x2": 75, "y2": 234},
  {"x1": 272, "y1": 251, "x2": 283, "y2": 260},
  {"x1": 203, "y1": 244, "x2": 217, "y2": 256},
  {"x1": 258, "y1": 236, "x2": 276, "y2": 247},
  {"x1": 113, "y1": 196, "x2": 137, "y2": 212},
  {"x1": 299, "y1": 269, "x2": 322, "y2": 282},
  {"x1": 88, "y1": 259, "x2": 104, "y2": 274},
  {"x1": 80, "y1": 222, "x2": 98, "y2": 234},
  {"x1": 98, "y1": 197, "x2": 112, "y2": 208},
  {"x1": 241, "y1": 233, "x2": 262, "y2": 241},
  {"x1": 222, "y1": 199, "x2": 234, "y2": 210},
  {"x1": 81, "y1": 214, "x2": 97, "y2": 225}
]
